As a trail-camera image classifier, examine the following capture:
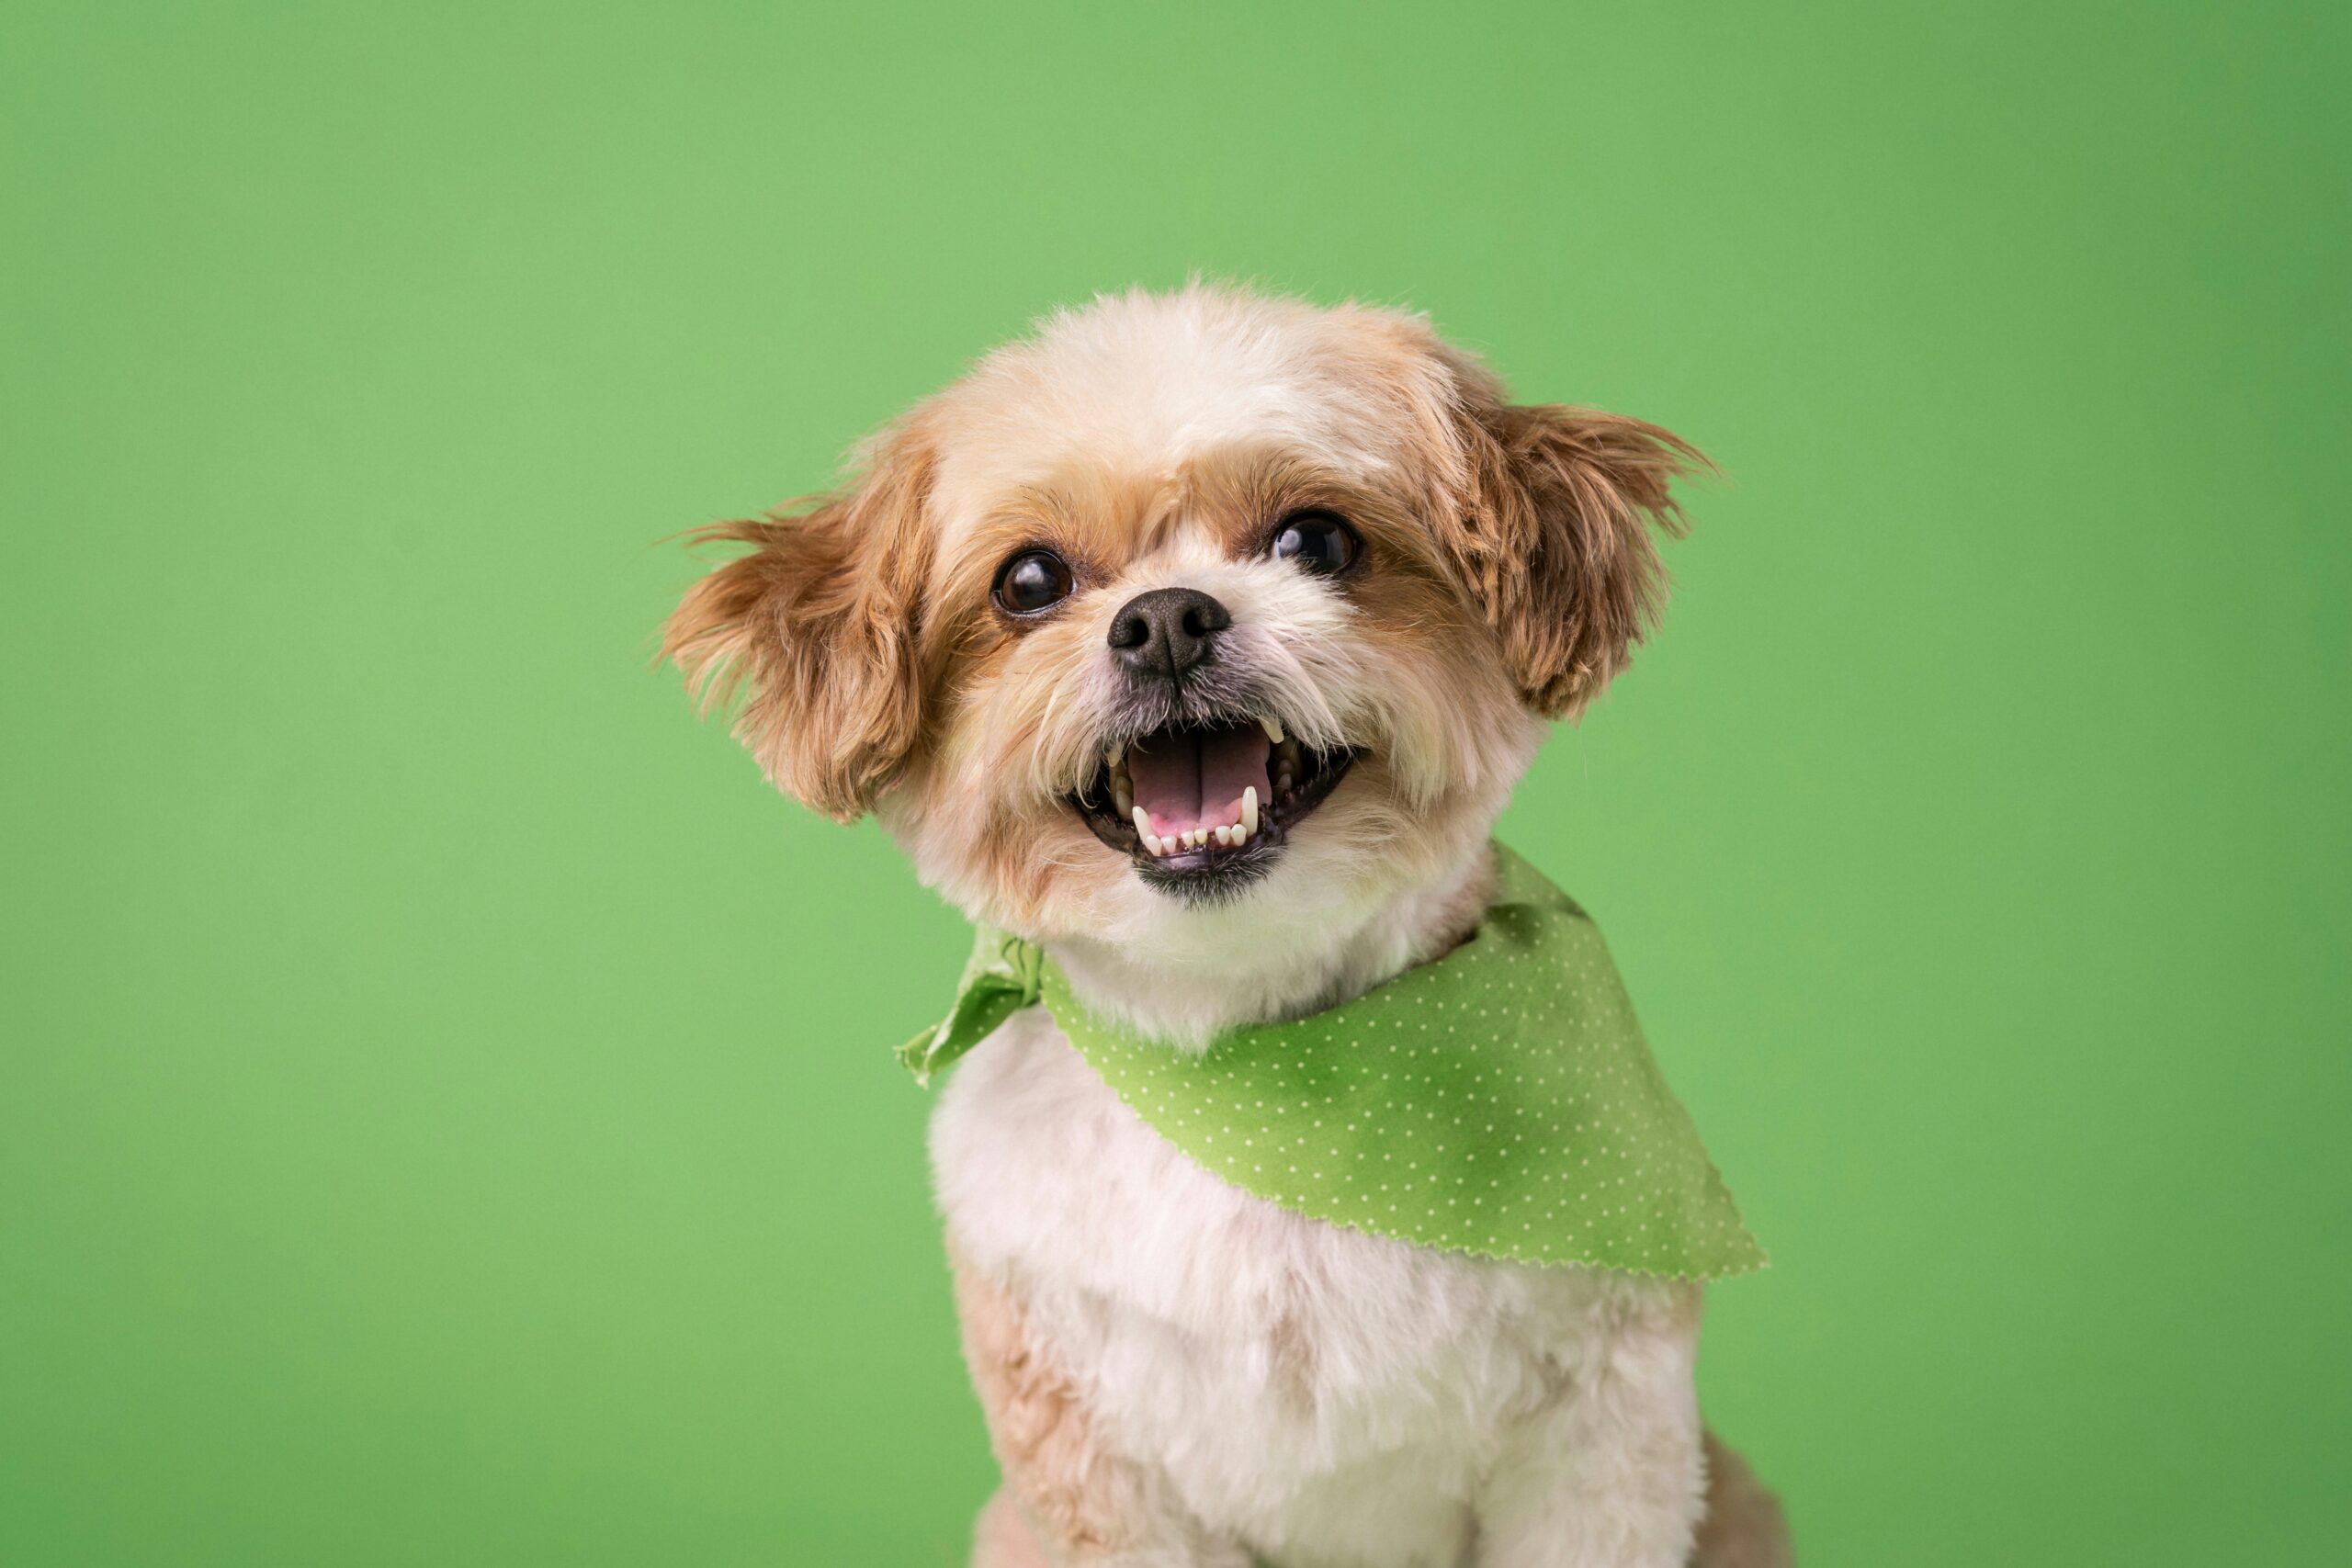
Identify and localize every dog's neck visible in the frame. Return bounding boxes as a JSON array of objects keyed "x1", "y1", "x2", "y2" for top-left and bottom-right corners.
[{"x1": 1046, "y1": 839, "x2": 1498, "y2": 1049}]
